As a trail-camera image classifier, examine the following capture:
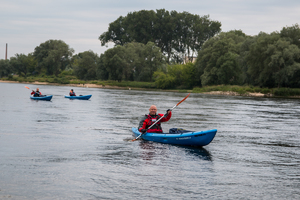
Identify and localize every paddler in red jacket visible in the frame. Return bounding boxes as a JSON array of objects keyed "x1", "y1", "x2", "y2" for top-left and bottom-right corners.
[
  {"x1": 31, "y1": 88, "x2": 42, "y2": 97},
  {"x1": 138, "y1": 105, "x2": 172, "y2": 133}
]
